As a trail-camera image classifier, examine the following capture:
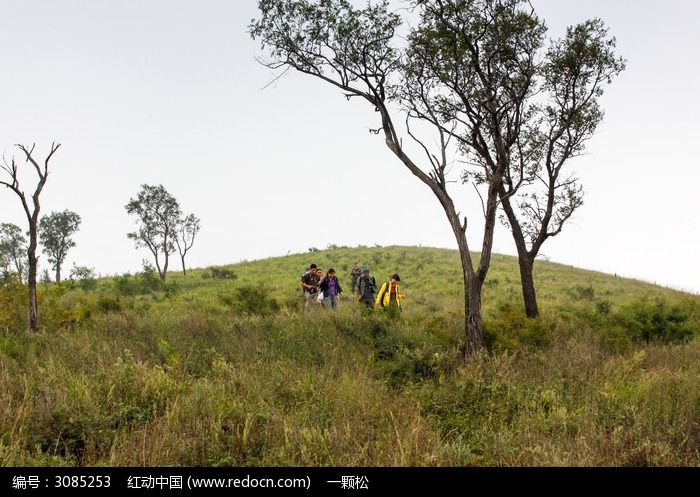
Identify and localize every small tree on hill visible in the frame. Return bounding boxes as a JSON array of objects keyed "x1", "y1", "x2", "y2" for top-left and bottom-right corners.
[
  {"x1": 69, "y1": 264, "x2": 97, "y2": 292},
  {"x1": 175, "y1": 213, "x2": 201, "y2": 277},
  {"x1": 39, "y1": 209, "x2": 82, "y2": 283},
  {"x1": 0, "y1": 222, "x2": 27, "y2": 282},
  {"x1": 125, "y1": 184, "x2": 182, "y2": 283},
  {"x1": 0, "y1": 142, "x2": 61, "y2": 332}
]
